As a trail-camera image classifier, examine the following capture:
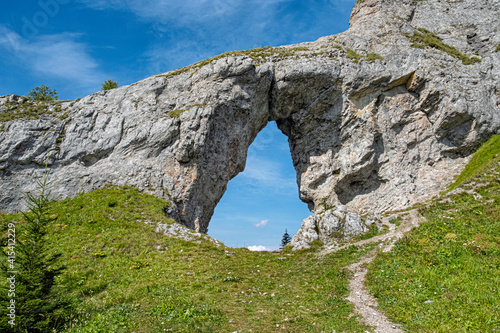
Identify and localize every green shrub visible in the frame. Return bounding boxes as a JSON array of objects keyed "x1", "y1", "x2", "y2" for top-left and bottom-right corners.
[
  {"x1": 28, "y1": 85, "x2": 58, "y2": 101},
  {"x1": 101, "y1": 79, "x2": 119, "y2": 90},
  {"x1": 0, "y1": 170, "x2": 66, "y2": 332},
  {"x1": 280, "y1": 229, "x2": 292, "y2": 250}
]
